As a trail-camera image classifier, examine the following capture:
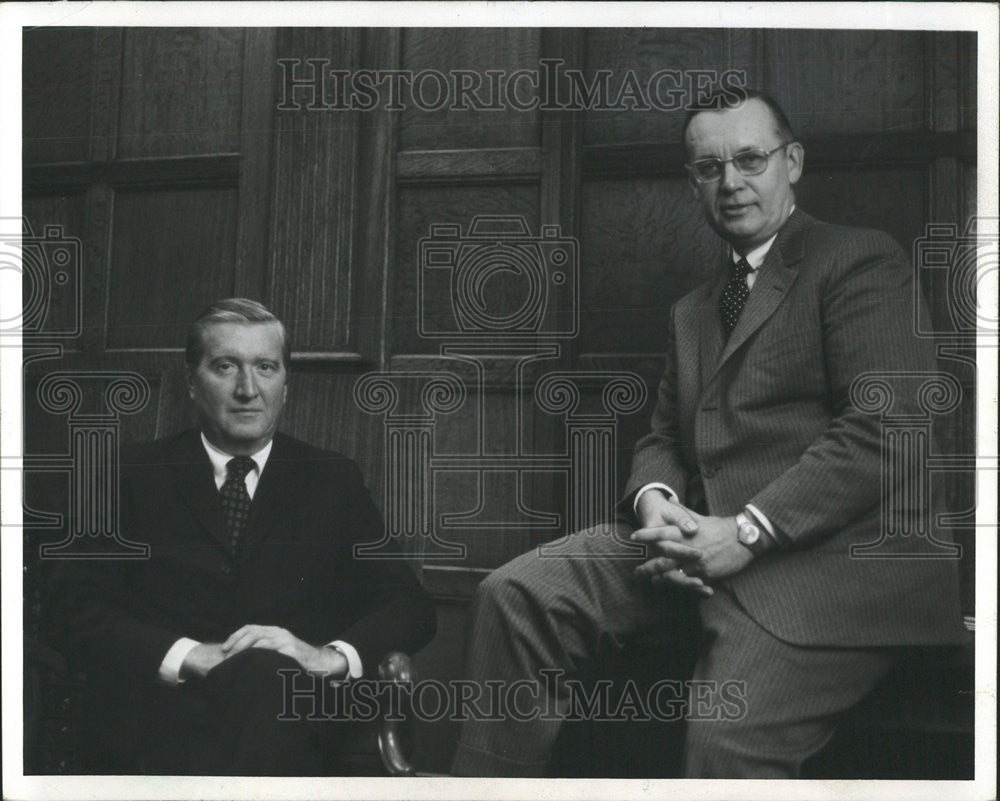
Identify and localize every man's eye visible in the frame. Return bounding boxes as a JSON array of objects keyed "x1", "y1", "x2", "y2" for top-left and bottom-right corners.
[
  {"x1": 215, "y1": 362, "x2": 235, "y2": 372},
  {"x1": 257, "y1": 363, "x2": 276, "y2": 374}
]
